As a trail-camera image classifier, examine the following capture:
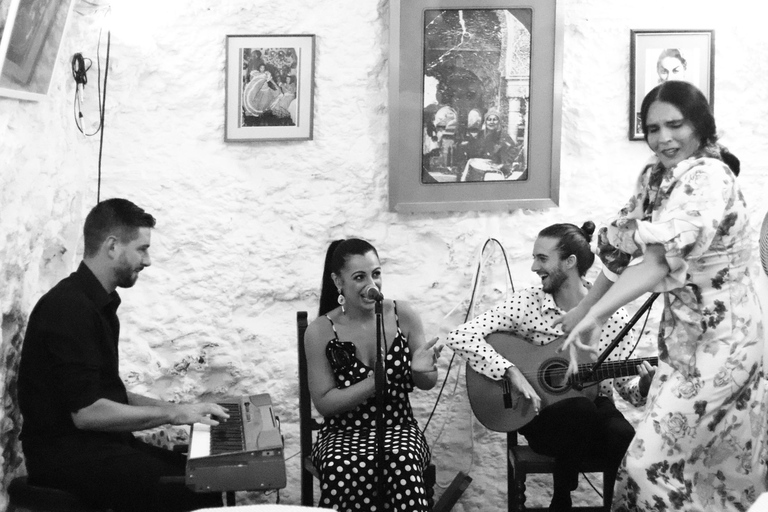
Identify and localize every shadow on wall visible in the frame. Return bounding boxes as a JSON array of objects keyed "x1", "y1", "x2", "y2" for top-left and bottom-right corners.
[{"x1": 1, "y1": 309, "x2": 28, "y2": 505}]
